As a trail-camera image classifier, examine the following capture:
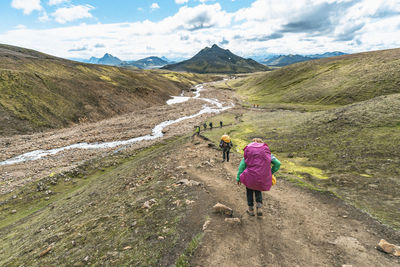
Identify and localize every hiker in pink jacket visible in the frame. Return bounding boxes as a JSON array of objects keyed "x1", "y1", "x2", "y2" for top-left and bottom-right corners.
[{"x1": 237, "y1": 138, "x2": 281, "y2": 216}]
